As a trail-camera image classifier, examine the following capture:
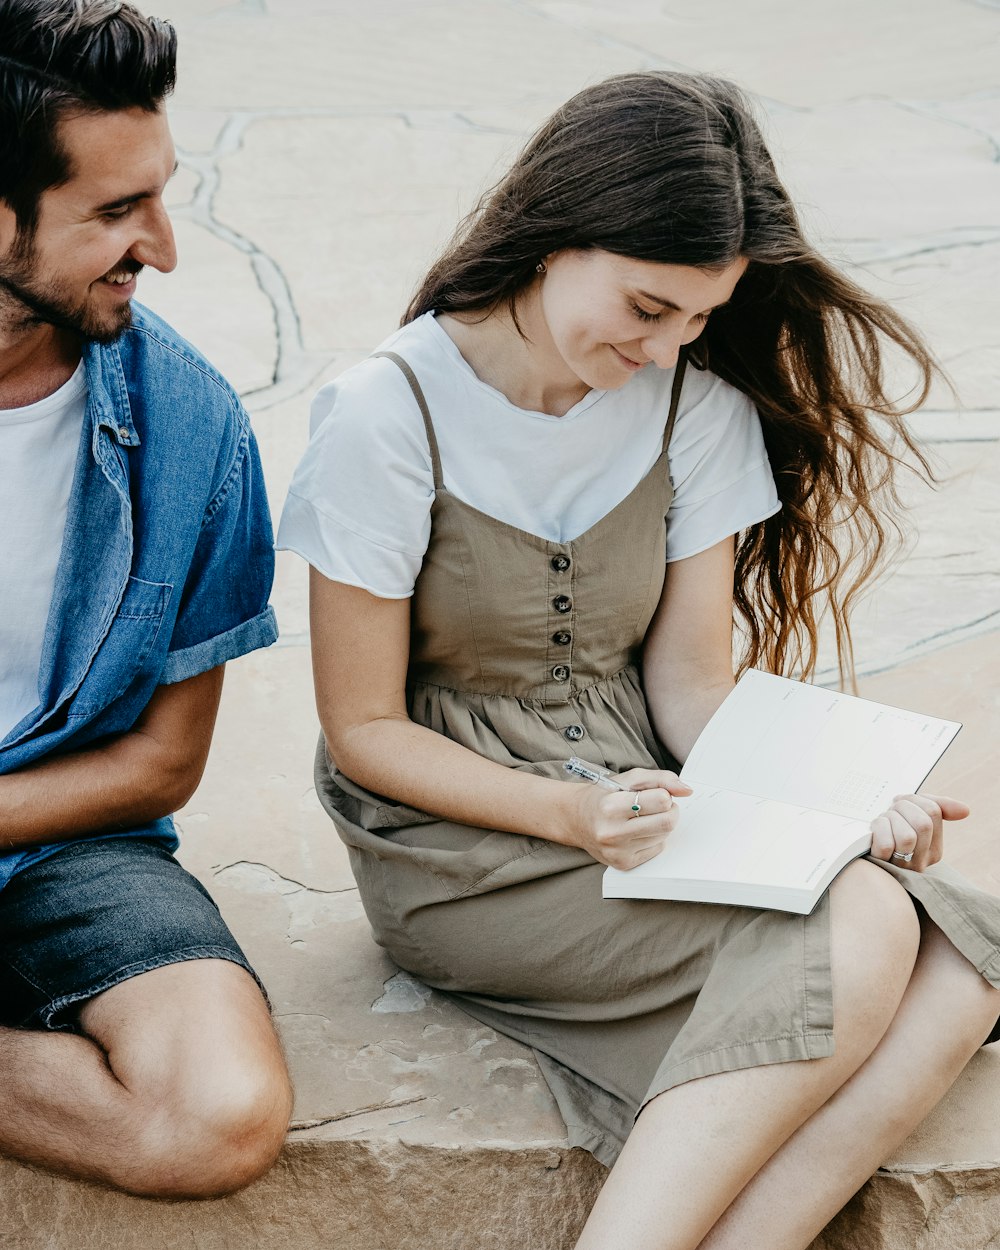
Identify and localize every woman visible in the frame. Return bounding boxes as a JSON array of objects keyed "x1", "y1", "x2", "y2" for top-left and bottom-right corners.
[{"x1": 278, "y1": 72, "x2": 1000, "y2": 1249}]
